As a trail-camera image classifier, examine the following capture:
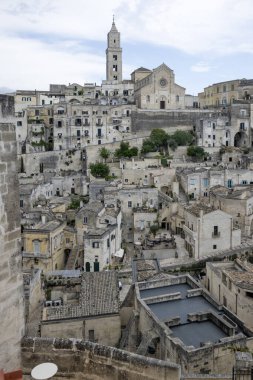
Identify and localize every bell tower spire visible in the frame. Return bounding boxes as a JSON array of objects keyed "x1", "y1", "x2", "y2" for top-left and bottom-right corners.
[{"x1": 106, "y1": 17, "x2": 122, "y2": 82}]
